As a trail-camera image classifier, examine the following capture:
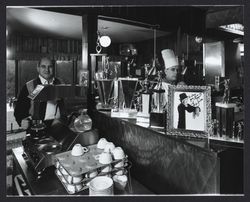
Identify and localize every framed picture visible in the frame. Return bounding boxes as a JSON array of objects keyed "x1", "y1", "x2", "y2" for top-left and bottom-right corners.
[{"x1": 167, "y1": 85, "x2": 212, "y2": 138}]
